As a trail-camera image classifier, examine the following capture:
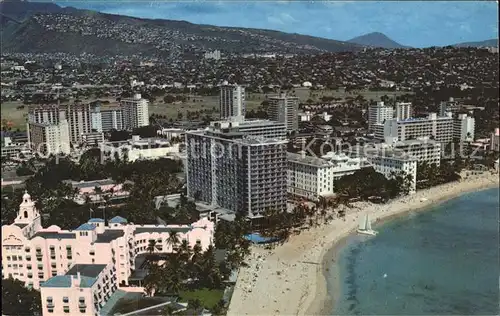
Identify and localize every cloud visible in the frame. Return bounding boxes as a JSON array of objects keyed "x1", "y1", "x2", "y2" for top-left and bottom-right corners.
[
  {"x1": 267, "y1": 12, "x2": 297, "y2": 25},
  {"x1": 459, "y1": 23, "x2": 472, "y2": 34}
]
